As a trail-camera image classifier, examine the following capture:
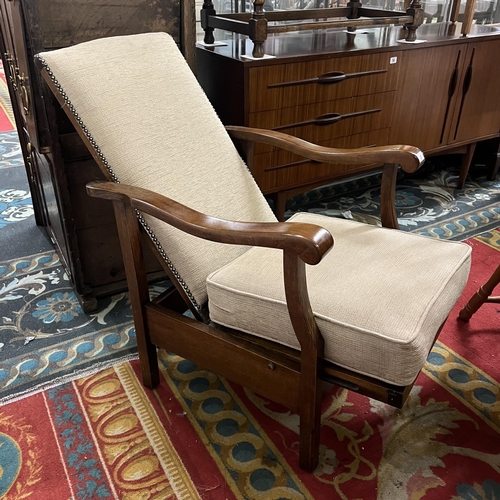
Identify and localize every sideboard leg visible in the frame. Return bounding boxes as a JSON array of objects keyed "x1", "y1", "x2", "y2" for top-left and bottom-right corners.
[
  {"x1": 457, "y1": 142, "x2": 476, "y2": 189},
  {"x1": 485, "y1": 137, "x2": 500, "y2": 181},
  {"x1": 270, "y1": 191, "x2": 288, "y2": 222}
]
